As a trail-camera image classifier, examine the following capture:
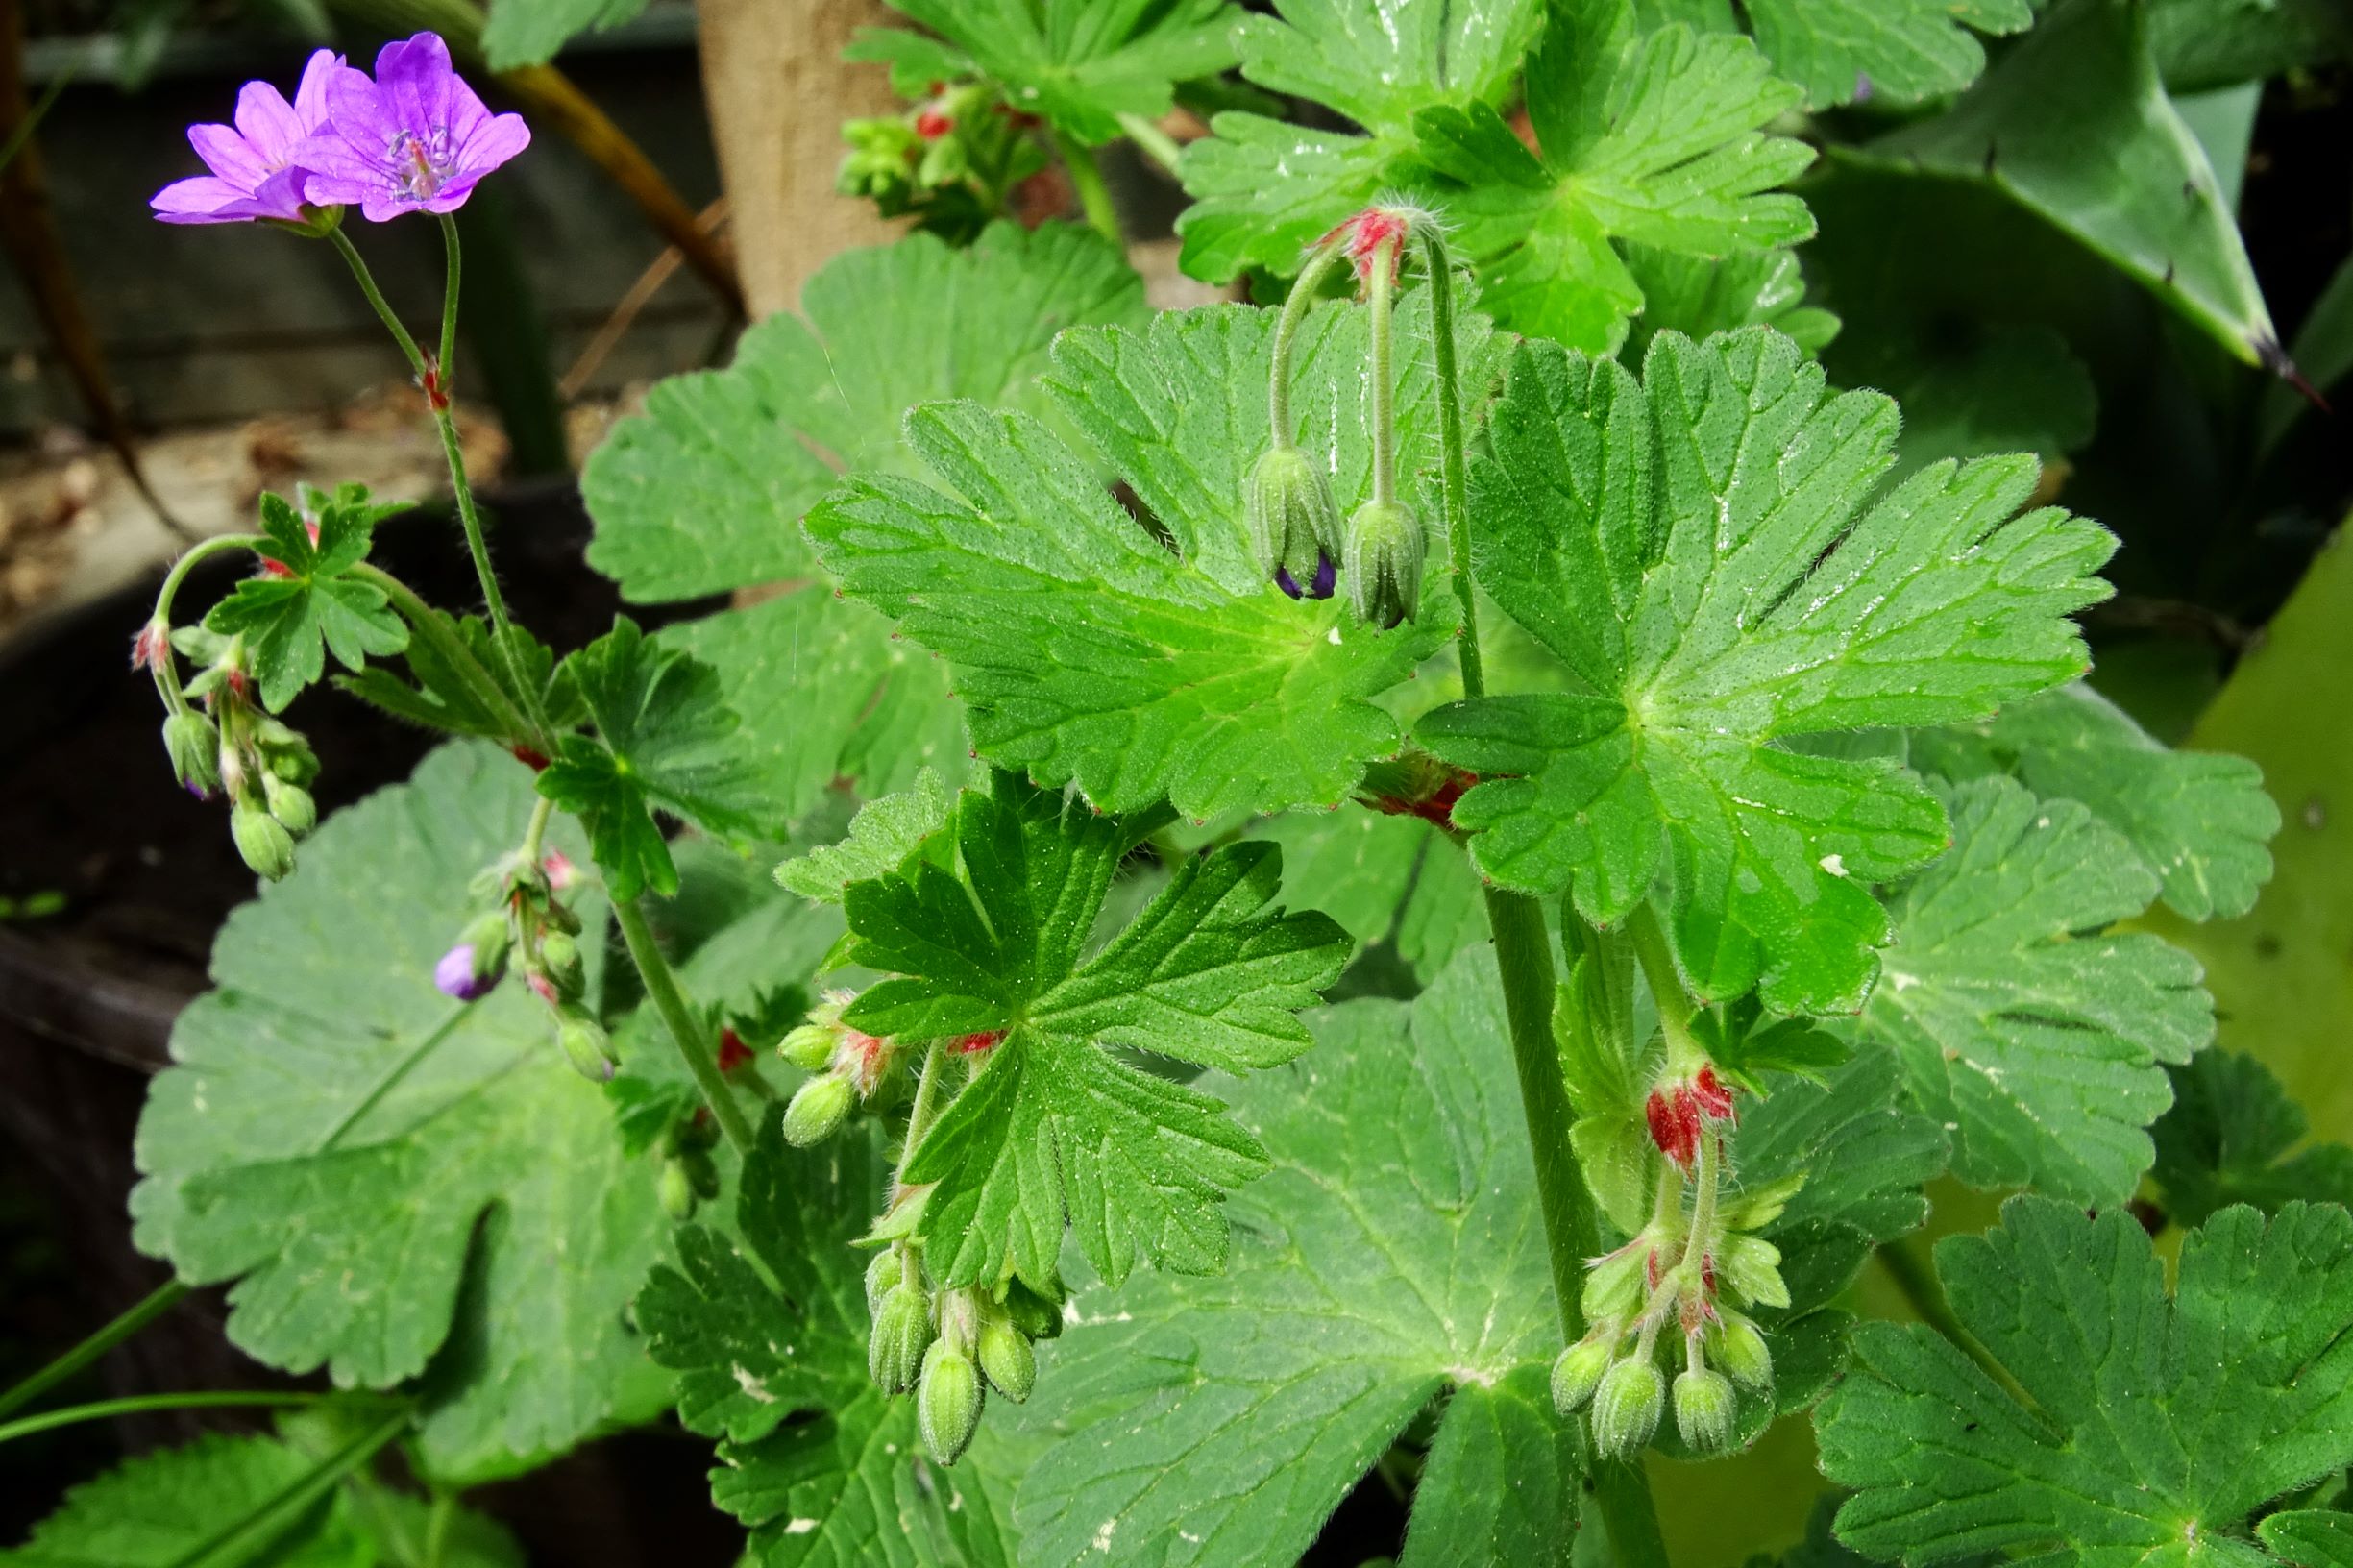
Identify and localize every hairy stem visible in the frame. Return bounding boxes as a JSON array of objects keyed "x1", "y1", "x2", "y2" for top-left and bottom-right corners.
[
  {"x1": 1367, "y1": 238, "x2": 1400, "y2": 507},
  {"x1": 1628, "y1": 903, "x2": 1706, "y2": 1073},
  {"x1": 0, "y1": 1390, "x2": 393, "y2": 1449},
  {"x1": 436, "y1": 214, "x2": 462, "y2": 393},
  {"x1": 327, "y1": 226, "x2": 429, "y2": 377},
  {"x1": 902, "y1": 1039, "x2": 949, "y2": 1164},
  {"x1": 171, "y1": 1407, "x2": 412, "y2": 1568},
  {"x1": 1417, "y1": 225, "x2": 1483, "y2": 696},
  {"x1": 614, "y1": 895, "x2": 752, "y2": 1153},
  {"x1": 1268, "y1": 243, "x2": 1345, "y2": 442},
  {"x1": 1483, "y1": 889, "x2": 1595, "y2": 1331},
  {"x1": 0, "y1": 1280, "x2": 188, "y2": 1423},
  {"x1": 1591, "y1": 1465, "x2": 1673, "y2": 1568},
  {"x1": 1053, "y1": 129, "x2": 1120, "y2": 243},
  {"x1": 143, "y1": 532, "x2": 266, "y2": 716},
  {"x1": 518, "y1": 796, "x2": 555, "y2": 868}
]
